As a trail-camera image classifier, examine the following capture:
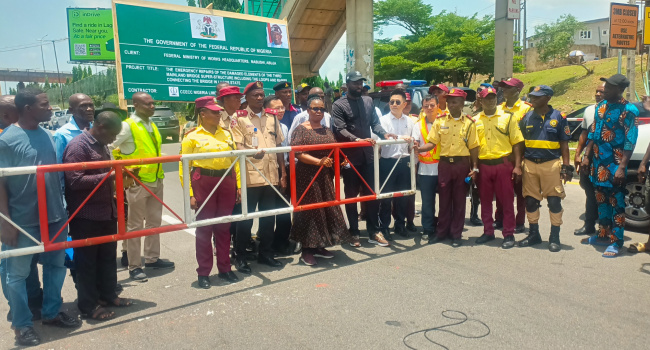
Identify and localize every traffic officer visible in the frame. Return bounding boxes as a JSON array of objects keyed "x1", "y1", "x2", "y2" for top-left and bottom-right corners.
[
  {"x1": 180, "y1": 96, "x2": 241, "y2": 289},
  {"x1": 112, "y1": 92, "x2": 175, "y2": 282},
  {"x1": 274, "y1": 81, "x2": 300, "y2": 129},
  {"x1": 517, "y1": 85, "x2": 573, "y2": 252},
  {"x1": 216, "y1": 86, "x2": 243, "y2": 130},
  {"x1": 417, "y1": 88, "x2": 479, "y2": 247},
  {"x1": 494, "y1": 78, "x2": 531, "y2": 233},
  {"x1": 473, "y1": 87, "x2": 524, "y2": 249},
  {"x1": 580, "y1": 74, "x2": 639, "y2": 258},
  {"x1": 231, "y1": 81, "x2": 286, "y2": 273},
  {"x1": 428, "y1": 84, "x2": 449, "y2": 111}
]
